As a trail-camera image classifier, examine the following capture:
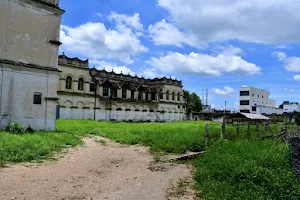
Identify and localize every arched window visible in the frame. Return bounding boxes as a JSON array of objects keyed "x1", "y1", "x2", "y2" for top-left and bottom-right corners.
[
  {"x1": 160, "y1": 92, "x2": 163, "y2": 100},
  {"x1": 138, "y1": 90, "x2": 143, "y2": 100},
  {"x1": 172, "y1": 92, "x2": 175, "y2": 101},
  {"x1": 103, "y1": 86, "x2": 109, "y2": 96},
  {"x1": 166, "y1": 91, "x2": 169, "y2": 100},
  {"x1": 122, "y1": 88, "x2": 127, "y2": 99},
  {"x1": 177, "y1": 93, "x2": 180, "y2": 101},
  {"x1": 66, "y1": 76, "x2": 72, "y2": 89},
  {"x1": 78, "y1": 78, "x2": 84, "y2": 90}
]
